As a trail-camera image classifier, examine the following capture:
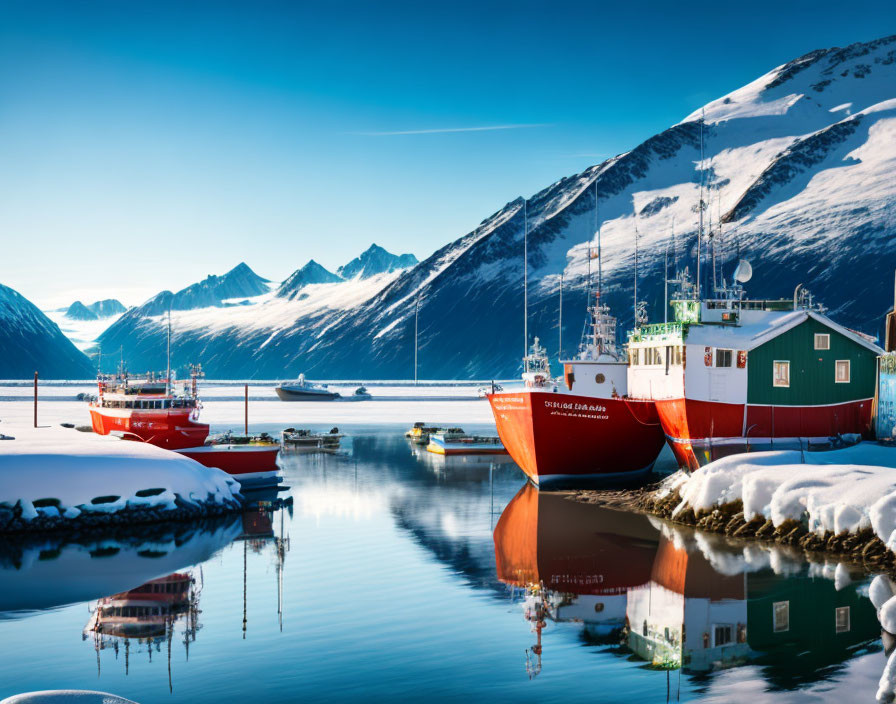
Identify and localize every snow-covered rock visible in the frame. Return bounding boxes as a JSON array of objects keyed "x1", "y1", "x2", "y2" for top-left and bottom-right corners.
[
  {"x1": 0, "y1": 423, "x2": 242, "y2": 529},
  {"x1": 0, "y1": 283, "x2": 96, "y2": 379},
  {"x1": 670, "y1": 443, "x2": 896, "y2": 550}
]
